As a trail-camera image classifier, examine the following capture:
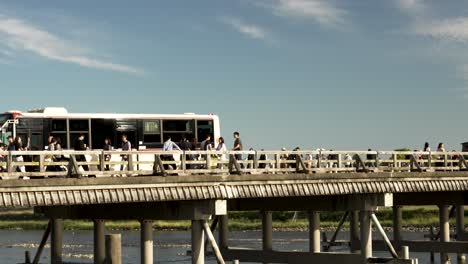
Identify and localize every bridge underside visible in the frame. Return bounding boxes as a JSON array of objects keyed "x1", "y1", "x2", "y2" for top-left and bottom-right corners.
[{"x1": 4, "y1": 172, "x2": 468, "y2": 264}]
